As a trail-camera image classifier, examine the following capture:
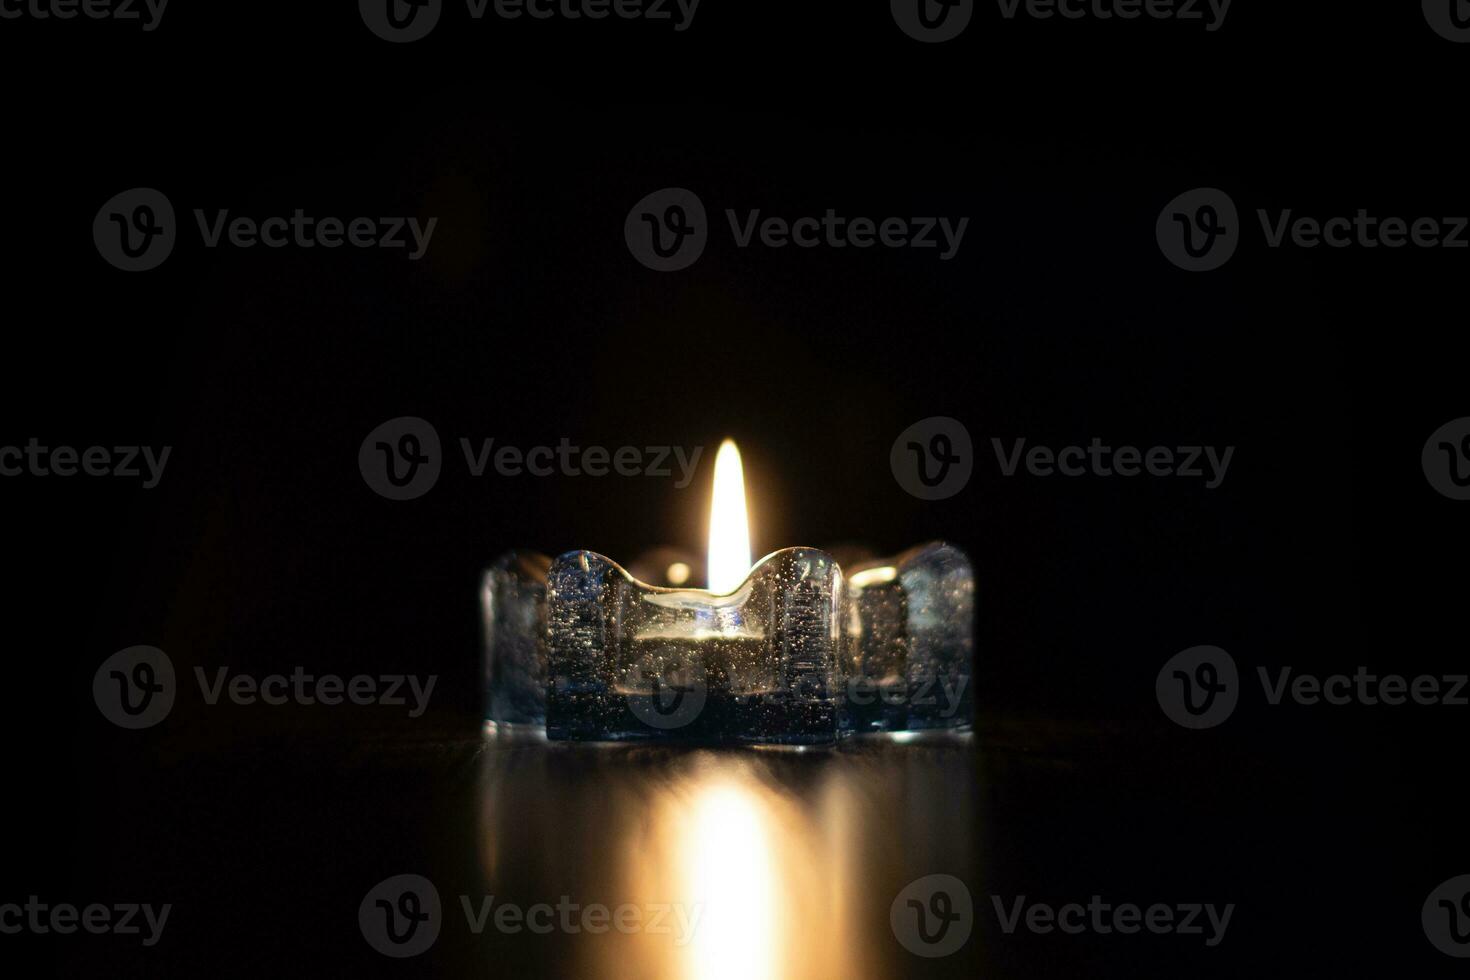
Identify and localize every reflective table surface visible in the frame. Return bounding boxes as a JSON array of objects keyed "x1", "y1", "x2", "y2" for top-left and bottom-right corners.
[{"x1": 67, "y1": 712, "x2": 1434, "y2": 978}]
